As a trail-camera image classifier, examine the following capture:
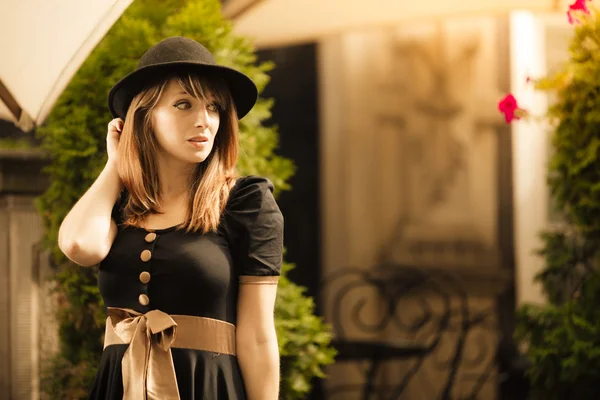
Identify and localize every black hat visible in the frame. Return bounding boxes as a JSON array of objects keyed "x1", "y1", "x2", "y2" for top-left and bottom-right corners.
[{"x1": 108, "y1": 36, "x2": 258, "y2": 120}]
